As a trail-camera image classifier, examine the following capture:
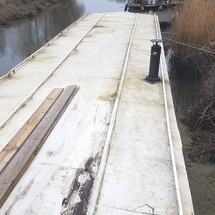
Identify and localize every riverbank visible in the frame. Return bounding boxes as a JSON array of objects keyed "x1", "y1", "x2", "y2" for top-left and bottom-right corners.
[
  {"x1": 172, "y1": 0, "x2": 215, "y2": 164},
  {"x1": 167, "y1": 1, "x2": 215, "y2": 213},
  {"x1": 0, "y1": 0, "x2": 67, "y2": 25}
]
